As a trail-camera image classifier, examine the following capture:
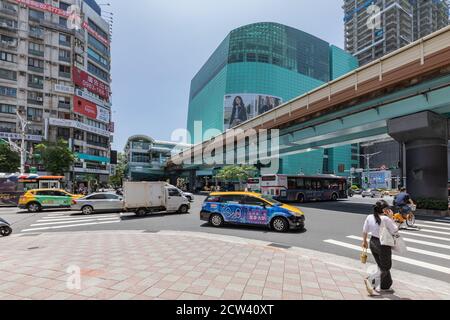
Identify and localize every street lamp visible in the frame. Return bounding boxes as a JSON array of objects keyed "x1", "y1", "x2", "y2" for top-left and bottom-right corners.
[
  {"x1": 6, "y1": 111, "x2": 31, "y2": 175},
  {"x1": 360, "y1": 152, "x2": 381, "y2": 189}
]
